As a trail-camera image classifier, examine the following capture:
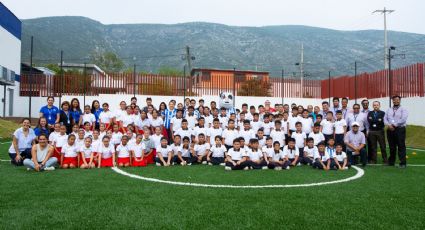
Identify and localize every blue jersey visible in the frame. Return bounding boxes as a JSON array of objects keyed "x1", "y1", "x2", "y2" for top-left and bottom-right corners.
[
  {"x1": 162, "y1": 108, "x2": 177, "y2": 129},
  {"x1": 34, "y1": 127, "x2": 50, "y2": 137},
  {"x1": 70, "y1": 109, "x2": 82, "y2": 124},
  {"x1": 39, "y1": 105, "x2": 59, "y2": 125},
  {"x1": 92, "y1": 108, "x2": 103, "y2": 124}
]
